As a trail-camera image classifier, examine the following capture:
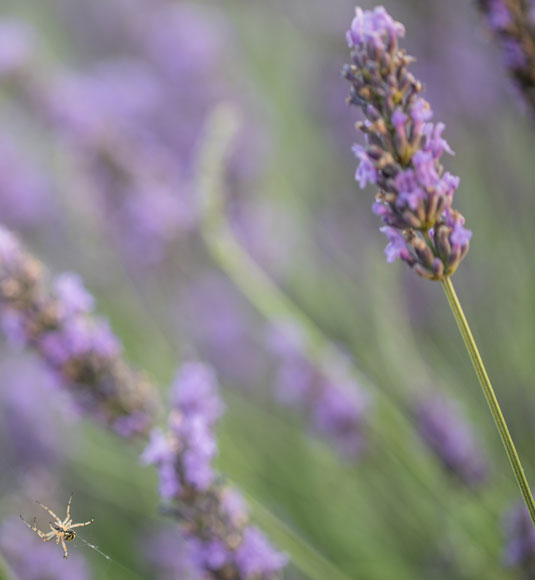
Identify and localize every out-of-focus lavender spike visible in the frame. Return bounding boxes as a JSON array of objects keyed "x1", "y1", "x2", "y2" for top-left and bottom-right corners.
[
  {"x1": 342, "y1": 6, "x2": 471, "y2": 280},
  {"x1": 0, "y1": 19, "x2": 34, "y2": 79},
  {"x1": 268, "y1": 320, "x2": 370, "y2": 459},
  {"x1": 3, "y1": 4, "x2": 266, "y2": 268},
  {"x1": 0, "y1": 516, "x2": 91, "y2": 580},
  {"x1": 179, "y1": 272, "x2": 268, "y2": 388},
  {"x1": 0, "y1": 226, "x2": 159, "y2": 437},
  {"x1": 141, "y1": 525, "x2": 203, "y2": 580},
  {"x1": 0, "y1": 139, "x2": 54, "y2": 231},
  {"x1": 477, "y1": 0, "x2": 535, "y2": 115},
  {"x1": 0, "y1": 354, "x2": 72, "y2": 471},
  {"x1": 414, "y1": 394, "x2": 490, "y2": 487},
  {"x1": 141, "y1": 361, "x2": 287, "y2": 580},
  {"x1": 502, "y1": 493, "x2": 535, "y2": 575}
]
